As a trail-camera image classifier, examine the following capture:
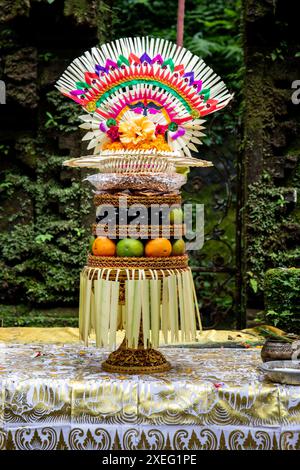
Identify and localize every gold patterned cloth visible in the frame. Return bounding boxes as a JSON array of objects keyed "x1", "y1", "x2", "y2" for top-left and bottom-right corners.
[
  {"x1": 0, "y1": 326, "x2": 275, "y2": 345},
  {"x1": 0, "y1": 341, "x2": 300, "y2": 450}
]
